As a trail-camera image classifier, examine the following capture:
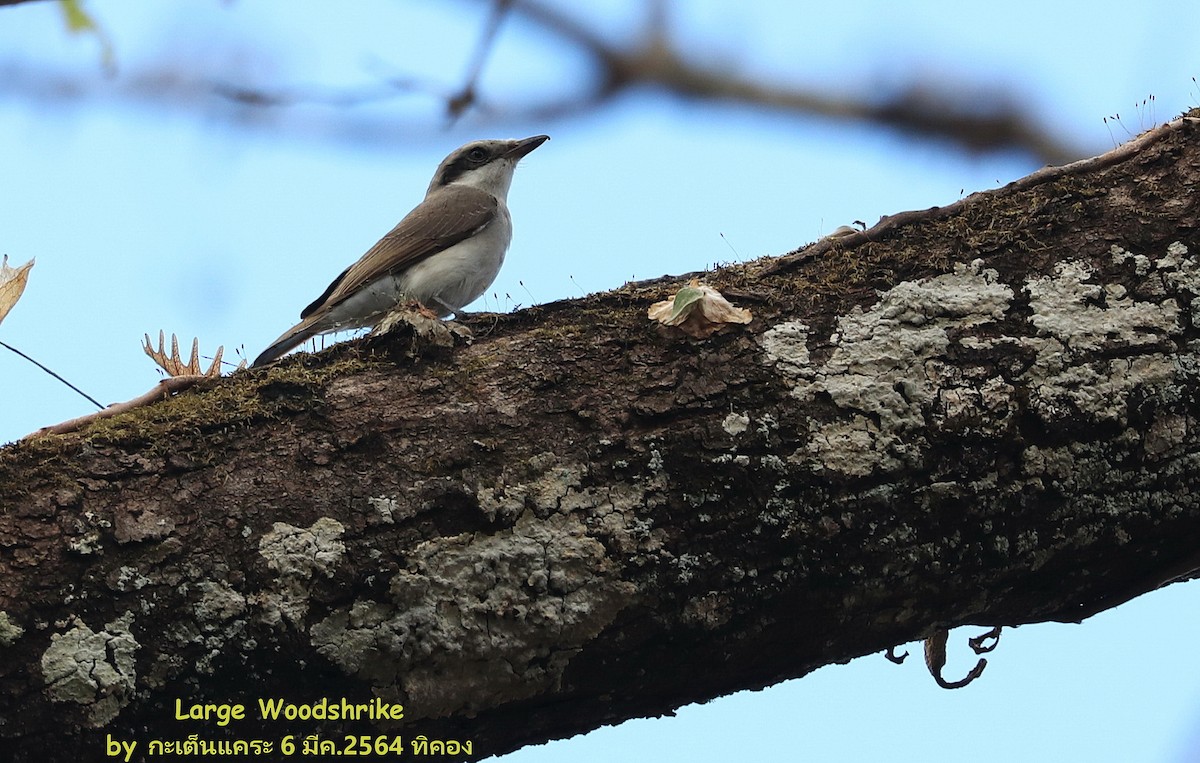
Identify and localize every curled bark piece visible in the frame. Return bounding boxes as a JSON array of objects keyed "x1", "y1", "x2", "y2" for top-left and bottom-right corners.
[
  {"x1": 924, "y1": 630, "x2": 988, "y2": 690},
  {"x1": 969, "y1": 626, "x2": 1003, "y2": 654}
]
